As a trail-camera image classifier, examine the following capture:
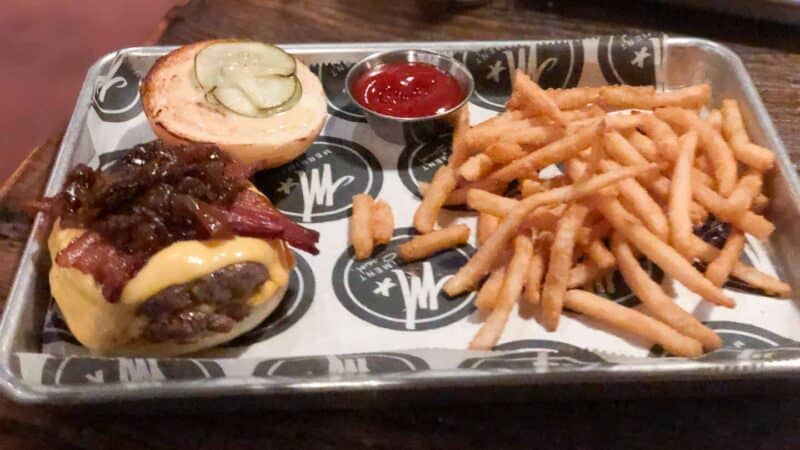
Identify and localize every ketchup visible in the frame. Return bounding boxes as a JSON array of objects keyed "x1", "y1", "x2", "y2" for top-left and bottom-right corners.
[{"x1": 351, "y1": 62, "x2": 463, "y2": 118}]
